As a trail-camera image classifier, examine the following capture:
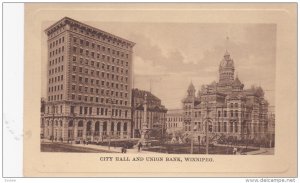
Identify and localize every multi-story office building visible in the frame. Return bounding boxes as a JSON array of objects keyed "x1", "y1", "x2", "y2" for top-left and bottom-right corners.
[
  {"x1": 132, "y1": 89, "x2": 167, "y2": 138},
  {"x1": 166, "y1": 109, "x2": 184, "y2": 134},
  {"x1": 42, "y1": 17, "x2": 135, "y2": 142},
  {"x1": 182, "y1": 50, "x2": 270, "y2": 142}
]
